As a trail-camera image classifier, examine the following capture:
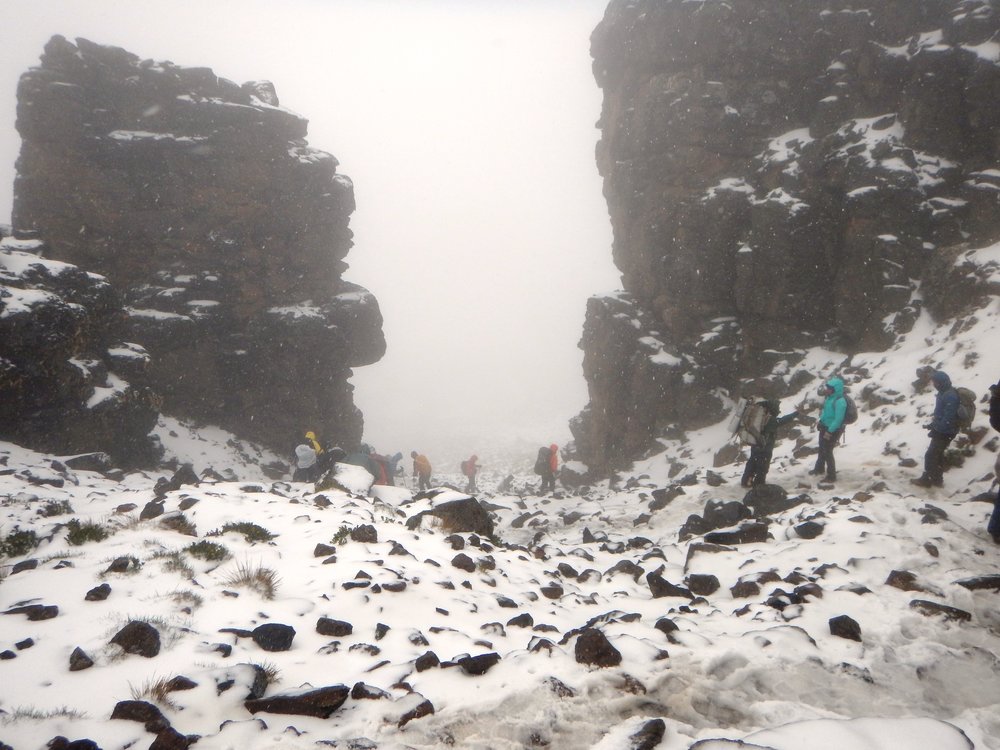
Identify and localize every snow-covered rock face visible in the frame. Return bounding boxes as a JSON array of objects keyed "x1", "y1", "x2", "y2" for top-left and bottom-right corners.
[
  {"x1": 576, "y1": 0, "x2": 1000, "y2": 473},
  {"x1": 0, "y1": 235, "x2": 159, "y2": 466},
  {"x1": 11, "y1": 35, "x2": 386, "y2": 454},
  {"x1": 1, "y1": 296, "x2": 999, "y2": 748}
]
